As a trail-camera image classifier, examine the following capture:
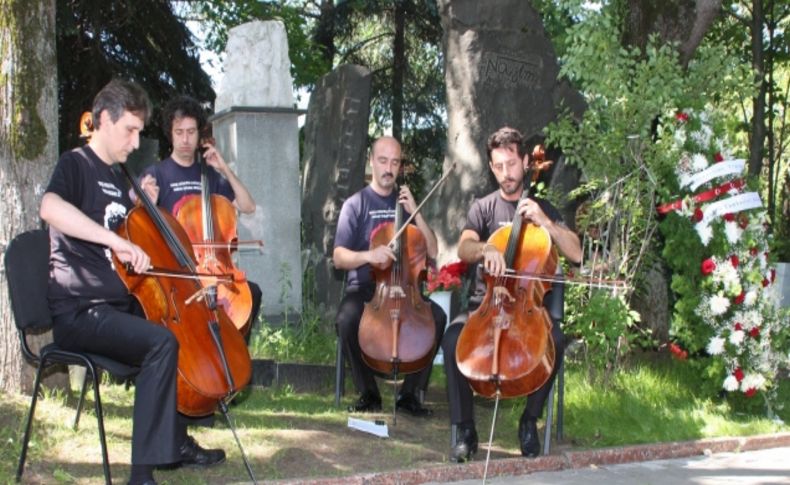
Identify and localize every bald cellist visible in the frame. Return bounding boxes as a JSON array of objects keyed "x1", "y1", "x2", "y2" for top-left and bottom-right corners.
[
  {"x1": 40, "y1": 80, "x2": 225, "y2": 485},
  {"x1": 442, "y1": 127, "x2": 582, "y2": 462},
  {"x1": 332, "y1": 136, "x2": 446, "y2": 416}
]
